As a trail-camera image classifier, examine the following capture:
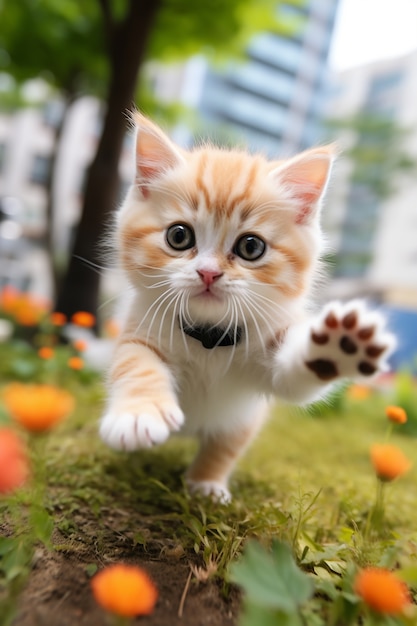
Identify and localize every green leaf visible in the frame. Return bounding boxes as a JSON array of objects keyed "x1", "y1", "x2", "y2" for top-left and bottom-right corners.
[
  {"x1": 30, "y1": 507, "x2": 54, "y2": 546},
  {"x1": 230, "y1": 540, "x2": 313, "y2": 614}
]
